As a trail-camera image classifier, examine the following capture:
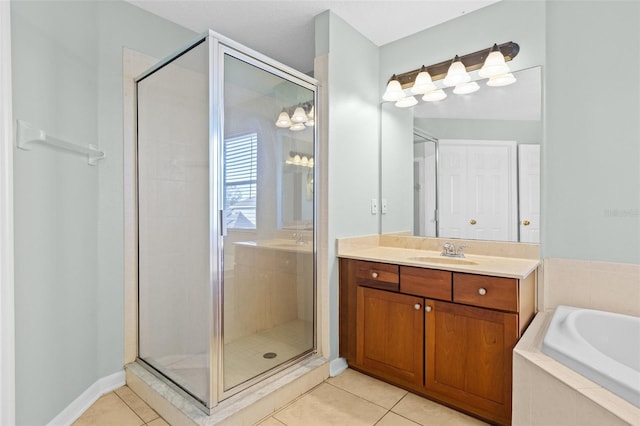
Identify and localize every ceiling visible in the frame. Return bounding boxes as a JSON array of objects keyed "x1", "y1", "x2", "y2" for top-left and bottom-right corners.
[{"x1": 127, "y1": 0, "x2": 501, "y2": 73}]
